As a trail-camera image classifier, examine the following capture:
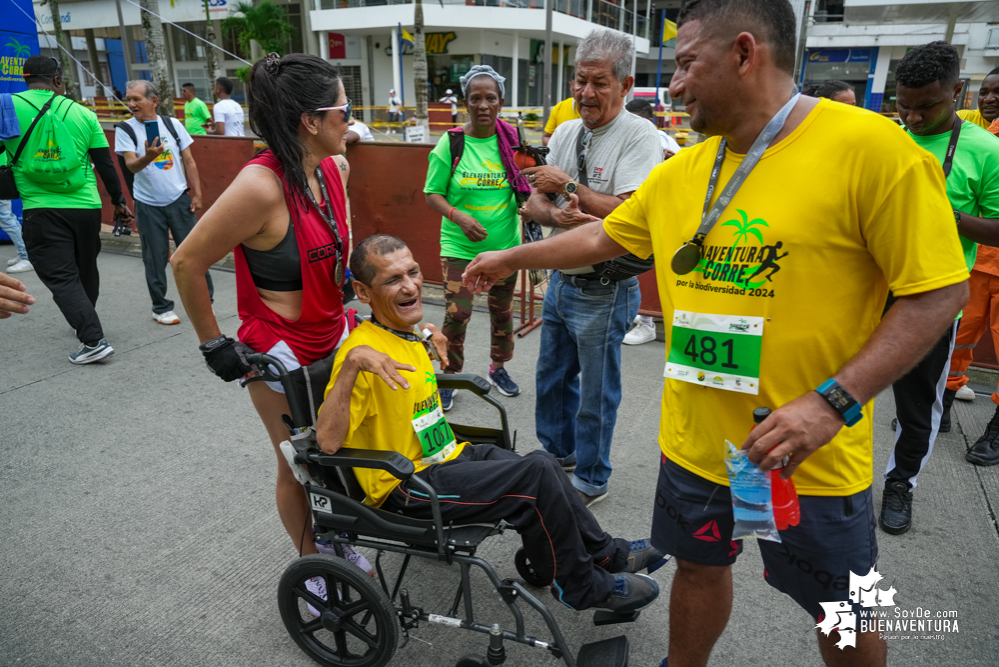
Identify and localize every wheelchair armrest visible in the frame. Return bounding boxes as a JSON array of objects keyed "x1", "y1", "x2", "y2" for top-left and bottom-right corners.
[
  {"x1": 436, "y1": 373, "x2": 491, "y2": 396},
  {"x1": 306, "y1": 447, "x2": 415, "y2": 481}
]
